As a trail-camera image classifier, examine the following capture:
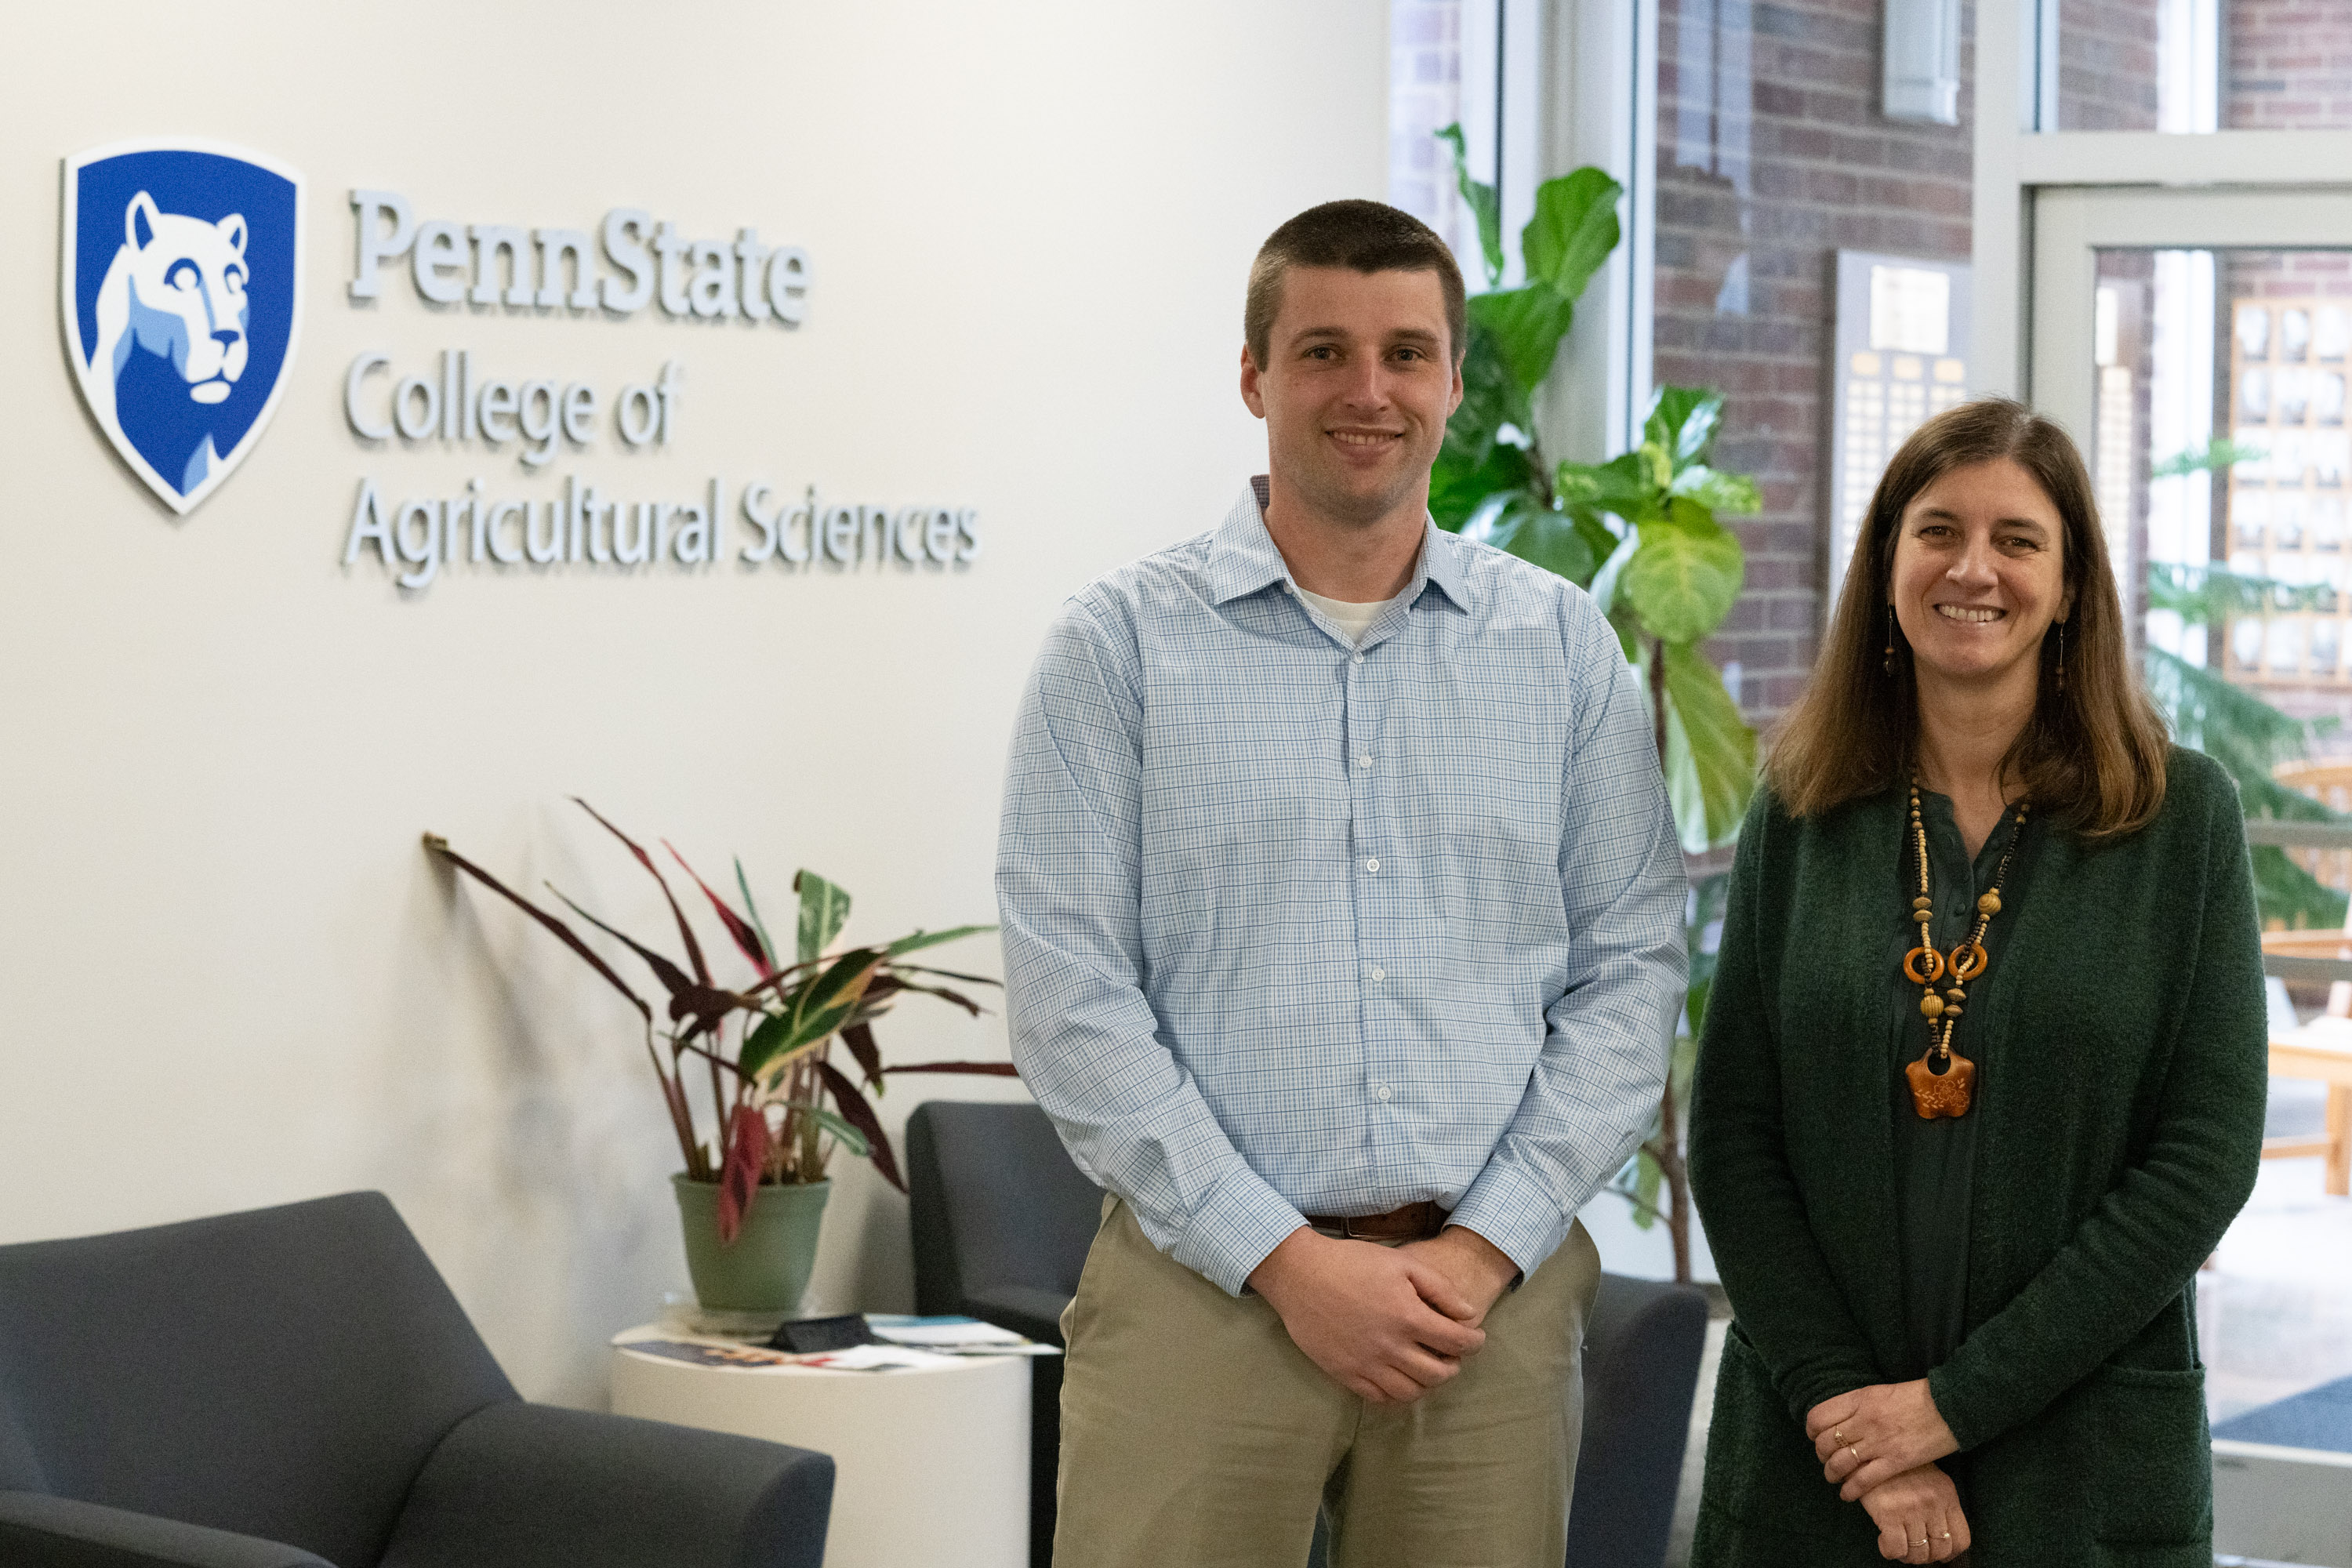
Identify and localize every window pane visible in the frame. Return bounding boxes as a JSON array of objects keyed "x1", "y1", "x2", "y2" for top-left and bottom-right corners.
[
  {"x1": 2057, "y1": 1, "x2": 2352, "y2": 132},
  {"x1": 2100, "y1": 246, "x2": 2352, "y2": 699}
]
